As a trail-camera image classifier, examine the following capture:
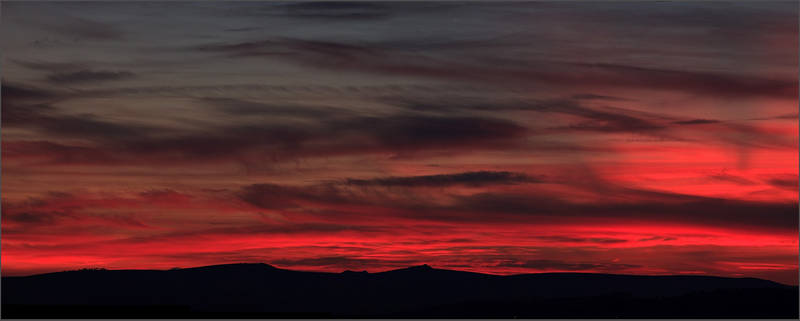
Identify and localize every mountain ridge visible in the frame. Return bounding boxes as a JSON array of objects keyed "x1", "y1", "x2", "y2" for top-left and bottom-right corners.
[
  {"x1": 3, "y1": 262, "x2": 797, "y2": 318},
  {"x1": 7, "y1": 262, "x2": 793, "y2": 287}
]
